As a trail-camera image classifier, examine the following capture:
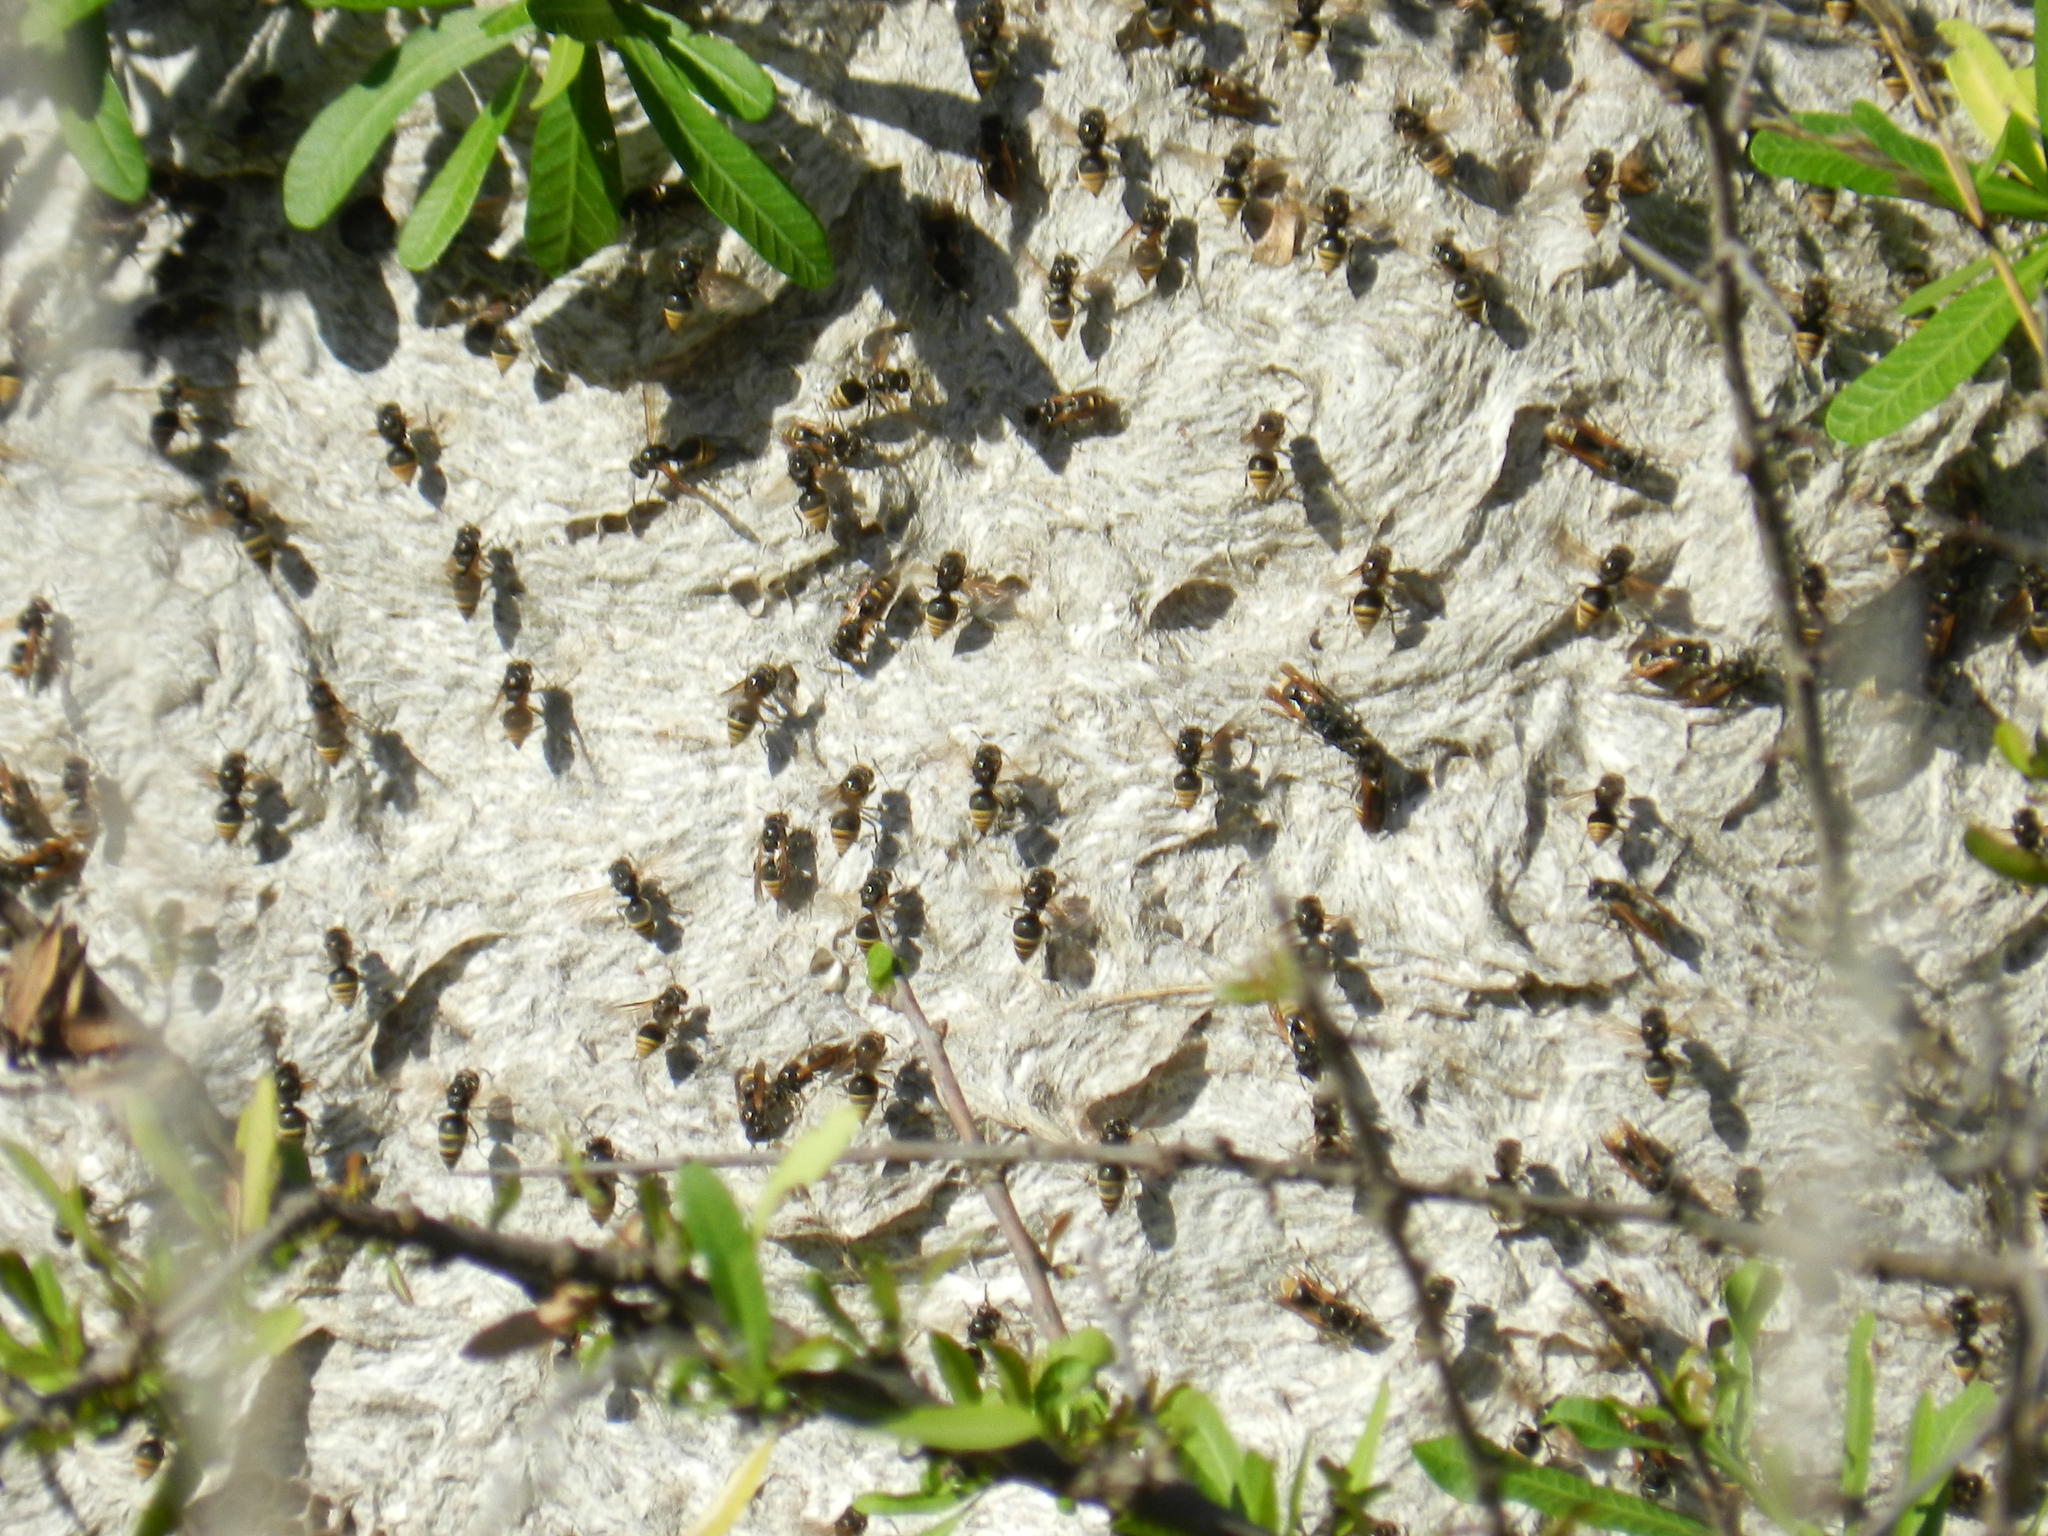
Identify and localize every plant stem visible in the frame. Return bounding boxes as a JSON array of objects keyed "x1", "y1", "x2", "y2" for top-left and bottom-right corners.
[{"x1": 892, "y1": 976, "x2": 1067, "y2": 1340}]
